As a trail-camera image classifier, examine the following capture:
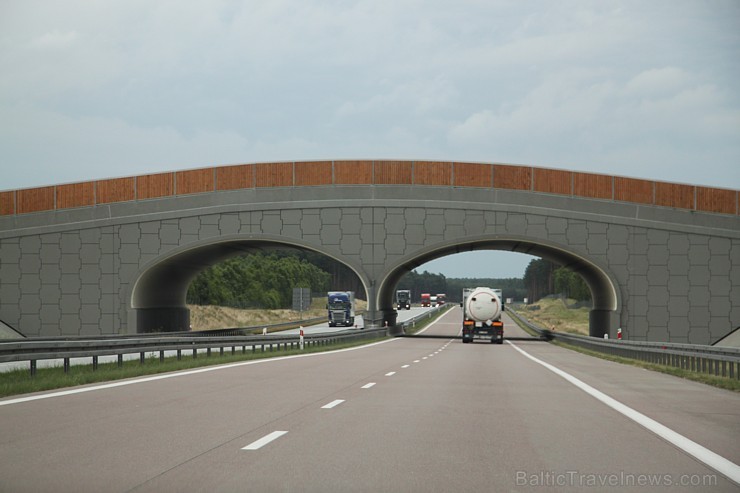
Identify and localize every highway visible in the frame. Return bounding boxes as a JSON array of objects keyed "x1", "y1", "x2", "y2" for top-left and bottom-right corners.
[
  {"x1": 1, "y1": 307, "x2": 738, "y2": 492},
  {"x1": 281, "y1": 305, "x2": 432, "y2": 334},
  {"x1": 0, "y1": 306, "x2": 434, "y2": 373}
]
